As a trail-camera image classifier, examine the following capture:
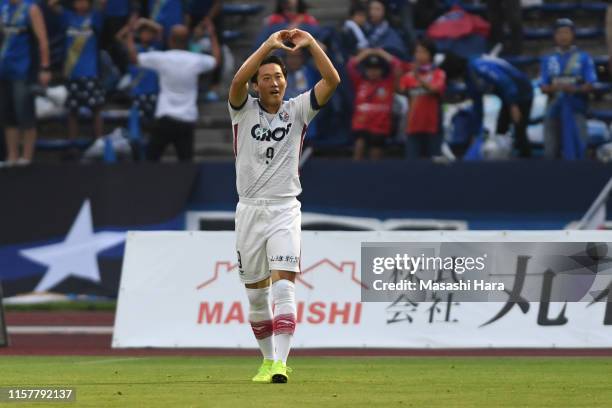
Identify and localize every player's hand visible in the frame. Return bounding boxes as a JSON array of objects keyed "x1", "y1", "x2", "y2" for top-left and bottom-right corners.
[
  {"x1": 38, "y1": 70, "x2": 51, "y2": 88},
  {"x1": 510, "y1": 104, "x2": 522, "y2": 124},
  {"x1": 288, "y1": 29, "x2": 315, "y2": 50},
  {"x1": 265, "y1": 30, "x2": 295, "y2": 52}
]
